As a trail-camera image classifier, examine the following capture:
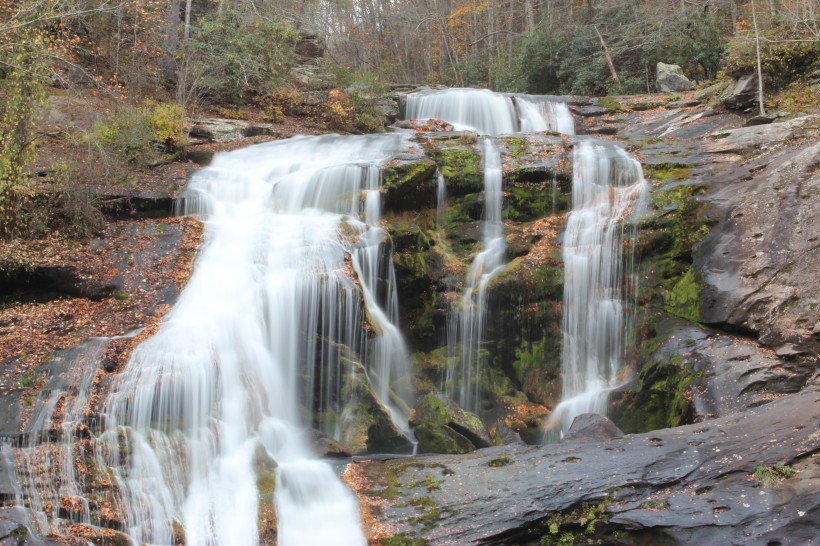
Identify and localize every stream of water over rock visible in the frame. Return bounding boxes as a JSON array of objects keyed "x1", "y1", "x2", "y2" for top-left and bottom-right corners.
[
  {"x1": 9, "y1": 88, "x2": 651, "y2": 544},
  {"x1": 403, "y1": 88, "x2": 575, "y2": 413}
]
